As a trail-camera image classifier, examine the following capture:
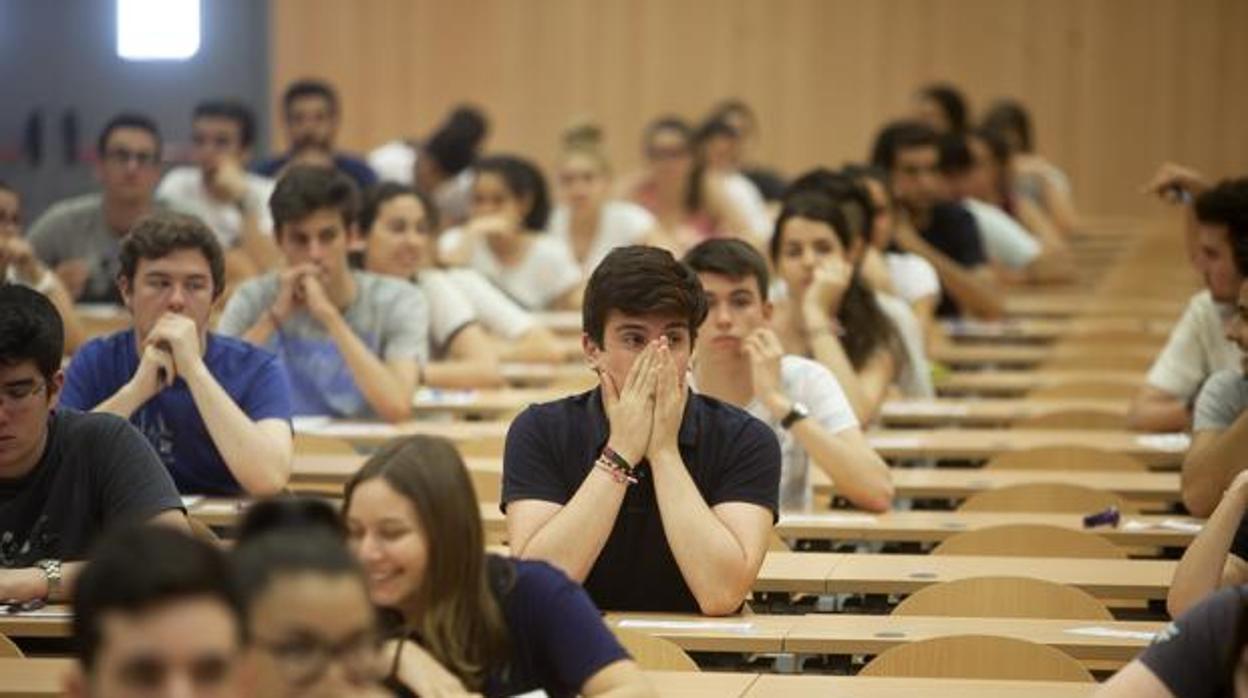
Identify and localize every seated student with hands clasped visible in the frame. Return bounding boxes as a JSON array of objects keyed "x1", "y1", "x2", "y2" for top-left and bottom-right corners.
[
  {"x1": 503, "y1": 245, "x2": 780, "y2": 615},
  {"x1": 61, "y1": 212, "x2": 294, "y2": 496}
]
